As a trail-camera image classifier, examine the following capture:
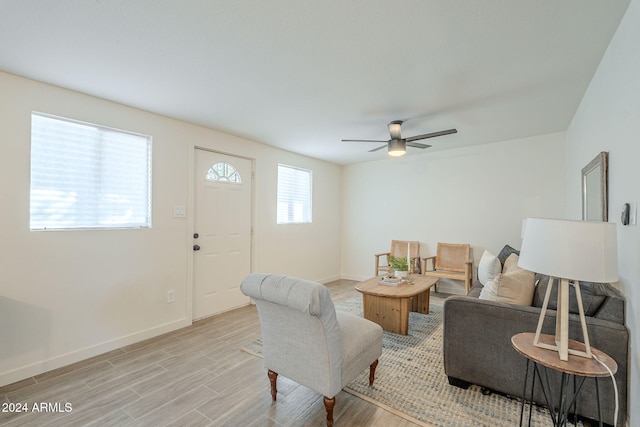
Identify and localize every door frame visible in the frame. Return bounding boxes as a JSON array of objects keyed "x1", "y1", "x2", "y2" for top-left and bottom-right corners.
[{"x1": 187, "y1": 145, "x2": 255, "y2": 321}]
